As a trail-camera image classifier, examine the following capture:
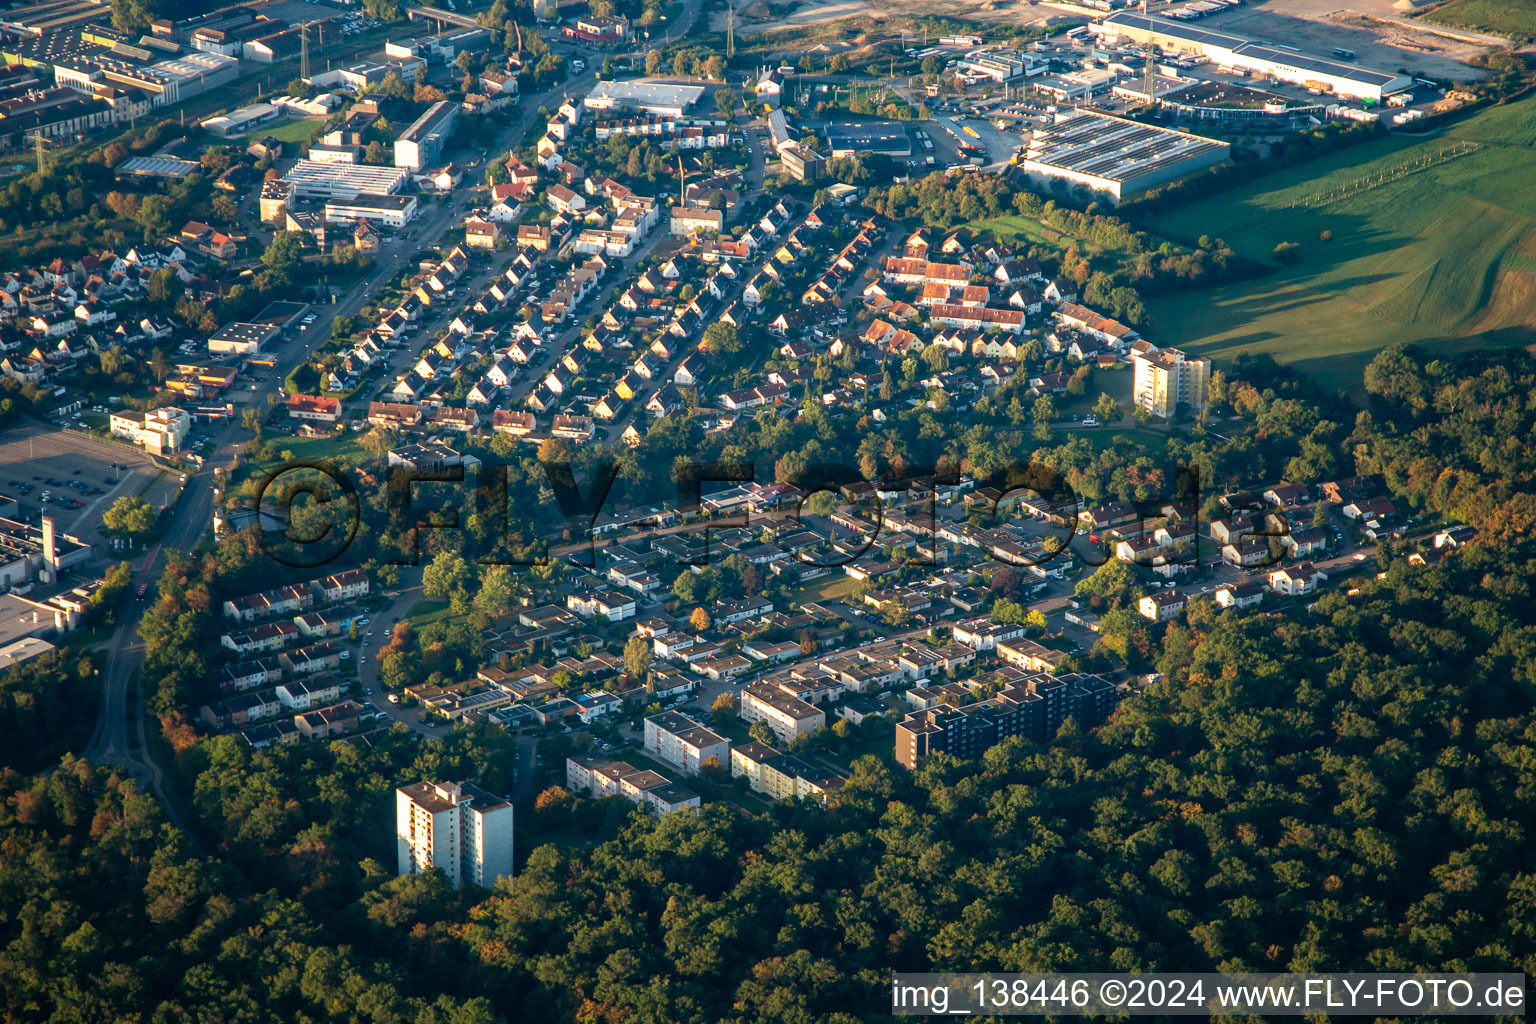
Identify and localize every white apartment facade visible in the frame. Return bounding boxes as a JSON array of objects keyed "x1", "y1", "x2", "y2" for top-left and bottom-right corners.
[
  {"x1": 395, "y1": 780, "x2": 514, "y2": 889},
  {"x1": 740, "y1": 682, "x2": 825, "y2": 745},
  {"x1": 1133, "y1": 346, "x2": 1210, "y2": 419},
  {"x1": 643, "y1": 711, "x2": 730, "y2": 774}
]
